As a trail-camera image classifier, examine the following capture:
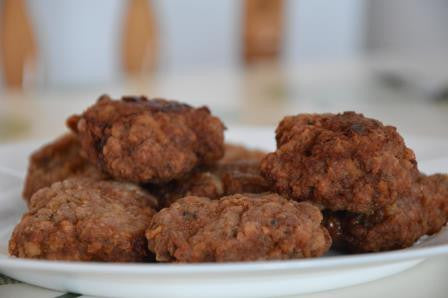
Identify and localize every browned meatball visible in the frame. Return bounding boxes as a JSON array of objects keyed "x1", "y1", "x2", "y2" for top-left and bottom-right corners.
[
  {"x1": 67, "y1": 95, "x2": 225, "y2": 183},
  {"x1": 10, "y1": 178, "x2": 158, "y2": 262},
  {"x1": 261, "y1": 112, "x2": 418, "y2": 213},
  {"x1": 146, "y1": 170, "x2": 224, "y2": 208},
  {"x1": 220, "y1": 143, "x2": 266, "y2": 164},
  {"x1": 146, "y1": 193, "x2": 331, "y2": 262},
  {"x1": 216, "y1": 160, "x2": 270, "y2": 195},
  {"x1": 324, "y1": 174, "x2": 448, "y2": 253},
  {"x1": 22, "y1": 133, "x2": 106, "y2": 203},
  {"x1": 146, "y1": 147, "x2": 269, "y2": 208}
]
